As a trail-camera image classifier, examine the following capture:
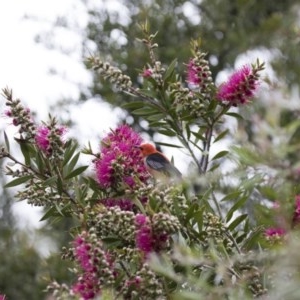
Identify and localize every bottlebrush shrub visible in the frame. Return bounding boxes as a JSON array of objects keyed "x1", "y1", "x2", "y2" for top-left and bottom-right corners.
[{"x1": 2, "y1": 27, "x2": 300, "y2": 300}]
